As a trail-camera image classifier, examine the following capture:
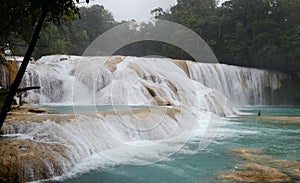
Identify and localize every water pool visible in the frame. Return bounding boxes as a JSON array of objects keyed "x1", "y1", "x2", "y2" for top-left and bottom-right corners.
[{"x1": 42, "y1": 107, "x2": 300, "y2": 183}]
